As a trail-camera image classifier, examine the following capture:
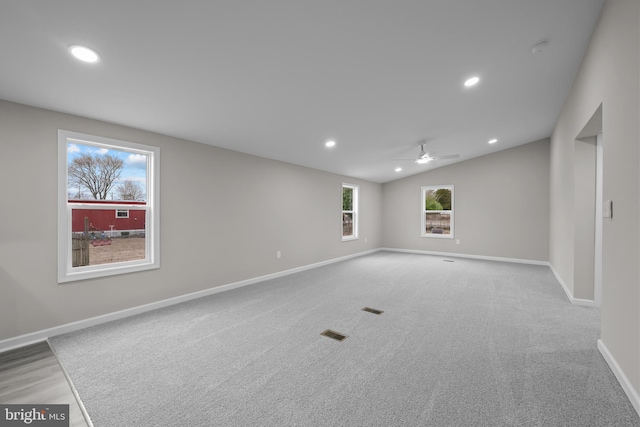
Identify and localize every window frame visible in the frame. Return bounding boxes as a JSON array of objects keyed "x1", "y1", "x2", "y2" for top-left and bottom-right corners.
[
  {"x1": 57, "y1": 130, "x2": 160, "y2": 283},
  {"x1": 342, "y1": 183, "x2": 359, "y2": 241},
  {"x1": 421, "y1": 185, "x2": 454, "y2": 239},
  {"x1": 116, "y1": 209, "x2": 129, "y2": 218}
]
